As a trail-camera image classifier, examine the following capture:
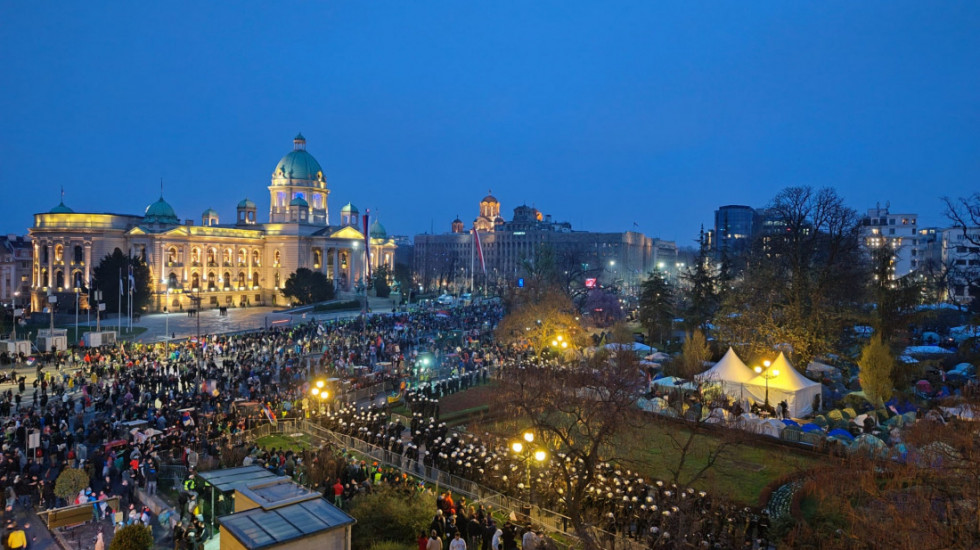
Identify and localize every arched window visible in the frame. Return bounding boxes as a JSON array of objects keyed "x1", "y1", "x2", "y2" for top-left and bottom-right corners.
[
  {"x1": 40, "y1": 268, "x2": 49, "y2": 287},
  {"x1": 54, "y1": 244, "x2": 64, "y2": 262},
  {"x1": 191, "y1": 248, "x2": 201, "y2": 264},
  {"x1": 252, "y1": 250, "x2": 260, "y2": 266},
  {"x1": 168, "y1": 272, "x2": 178, "y2": 289},
  {"x1": 74, "y1": 245, "x2": 83, "y2": 263},
  {"x1": 73, "y1": 271, "x2": 83, "y2": 288},
  {"x1": 274, "y1": 272, "x2": 280, "y2": 288},
  {"x1": 238, "y1": 272, "x2": 245, "y2": 288},
  {"x1": 238, "y1": 249, "x2": 246, "y2": 265},
  {"x1": 42, "y1": 245, "x2": 49, "y2": 264},
  {"x1": 207, "y1": 248, "x2": 216, "y2": 266},
  {"x1": 207, "y1": 272, "x2": 216, "y2": 290},
  {"x1": 191, "y1": 273, "x2": 200, "y2": 289},
  {"x1": 222, "y1": 271, "x2": 231, "y2": 289},
  {"x1": 274, "y1": 250, "x2": 281, "y2": 266},
  {"x1": 55, "y1": 271, "x2": 64, "y2": 288},
  {"x1": 313, "y1": 249, "x2": 322, "y2": 268},
  {"x1": 223, "y1": 248, "x2": 232, "y2": 265},
  {"x1": 168, "y1": 247, "x2": 178, "y2": 263},
  {"x1": 252, "y1": 272, "x2": 259, "y2": 288}
]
